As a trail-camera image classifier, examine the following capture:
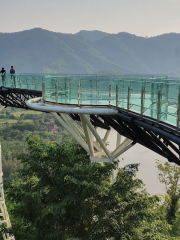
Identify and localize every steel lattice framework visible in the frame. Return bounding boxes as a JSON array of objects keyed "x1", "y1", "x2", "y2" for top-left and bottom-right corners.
[
  {"x1": 0, "y1": 87, "x2": 42, "y2": 109},
  {"x1": 26, "y1": 97, "x2": 180, "y2": 167}
]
